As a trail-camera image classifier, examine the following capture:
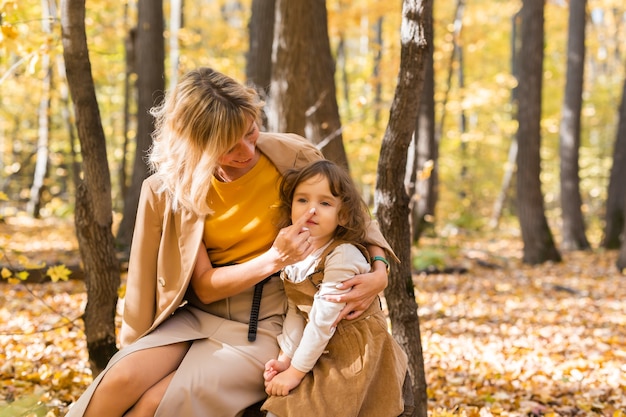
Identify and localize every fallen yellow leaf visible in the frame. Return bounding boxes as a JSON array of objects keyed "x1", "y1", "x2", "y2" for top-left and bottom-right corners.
[{"x1": 46, "y1": 265, "x2": 72, "y2": 282}]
